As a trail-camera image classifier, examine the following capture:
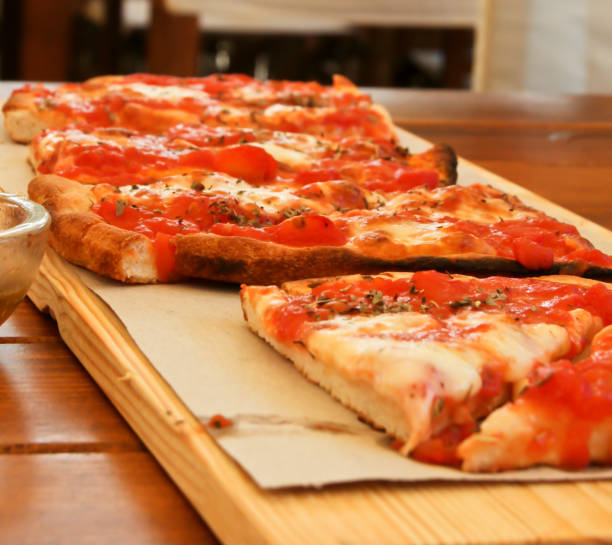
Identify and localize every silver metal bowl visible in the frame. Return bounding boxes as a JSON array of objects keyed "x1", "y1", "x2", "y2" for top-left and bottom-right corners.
[{"x1": 0, "y1": 193, "x2": 50, "y2": 326}]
